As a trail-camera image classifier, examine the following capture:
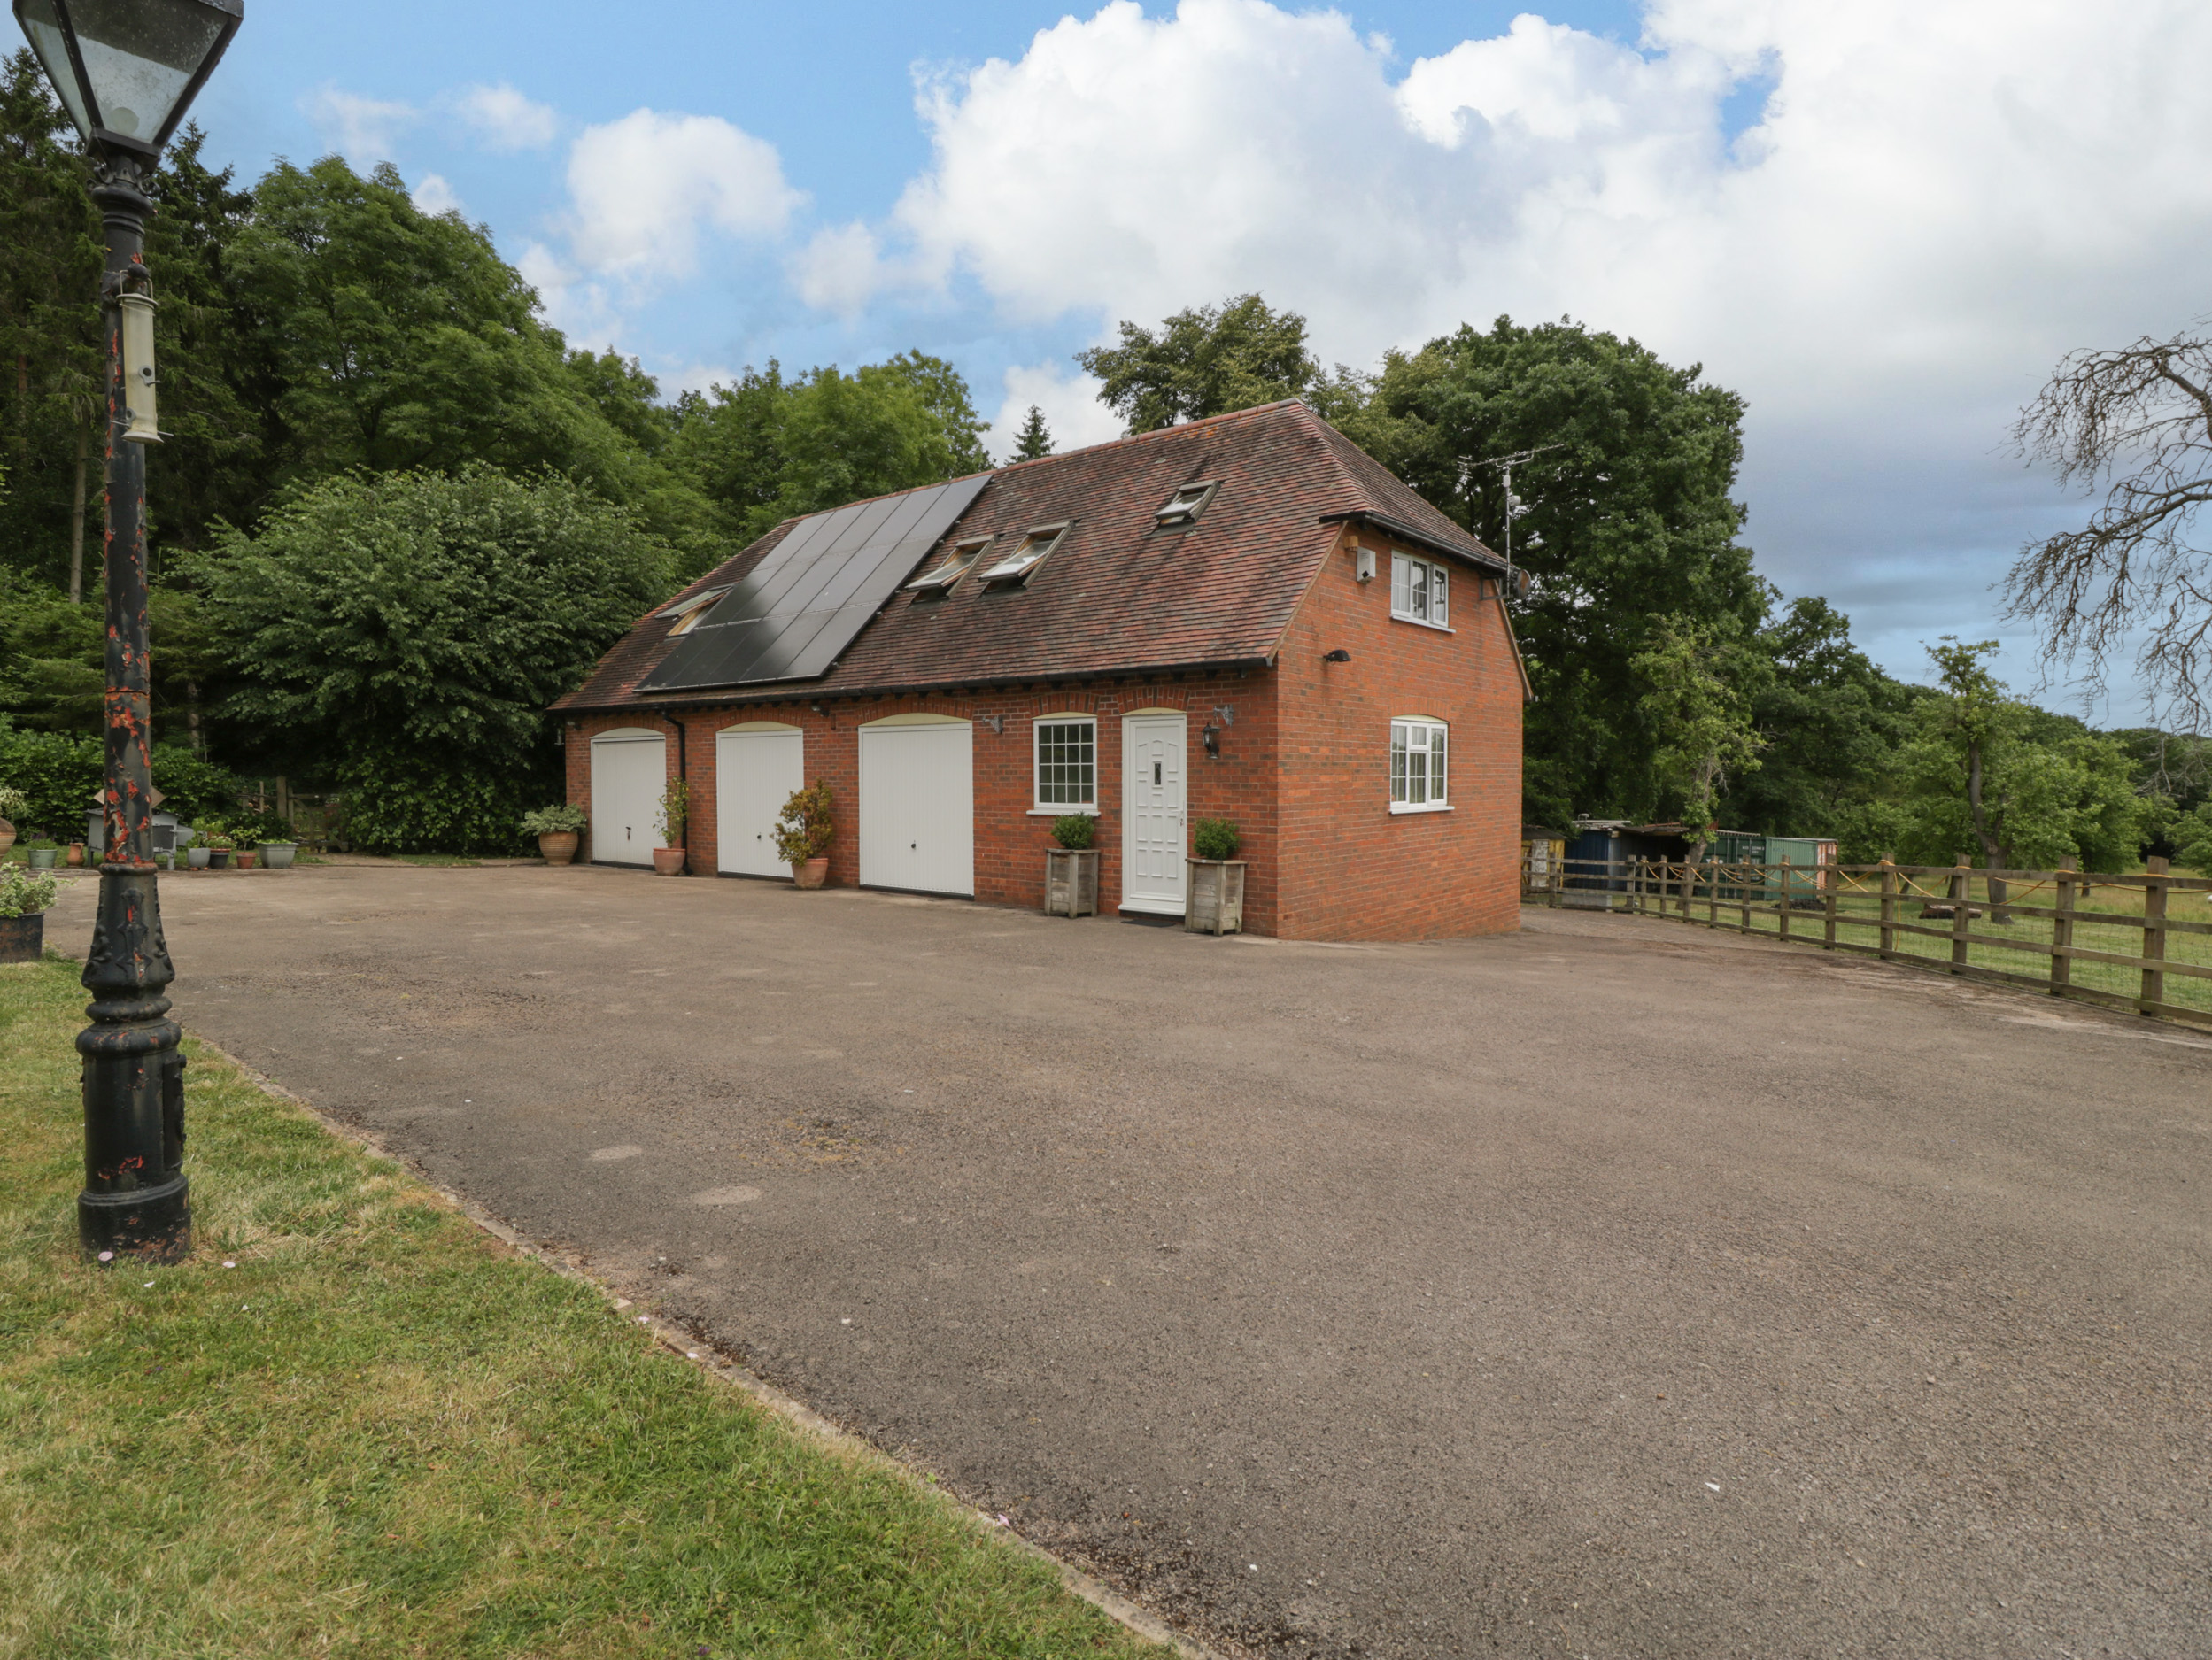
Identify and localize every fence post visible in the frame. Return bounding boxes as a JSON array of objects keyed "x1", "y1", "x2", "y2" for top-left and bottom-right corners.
[
  {"x1": 1823, "y1": 858, "x2": 1837, "y2": 950},
  {"x1": 1778, "y1": 857, "x2": 1792, "y2": 942},
  {"x1": 2141, "y1": 855, "x2": 2169, "y2": 1015},
  {"x1": 1707, "y1": 861, "x2": 1720, "y2": 928},
  {"x1": 1738, "y1": 862, "x2": 1752, "y2": 934},
  {"x1": 2052, "y1": 856, "x2": 2077, "y2": 998},
  {"x1": 1950, "y1": 858, "x2": 1972, "y2": 971},
  {"x1": 1879, "y1": 856, "x2": 1897, "y2": 961}
]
